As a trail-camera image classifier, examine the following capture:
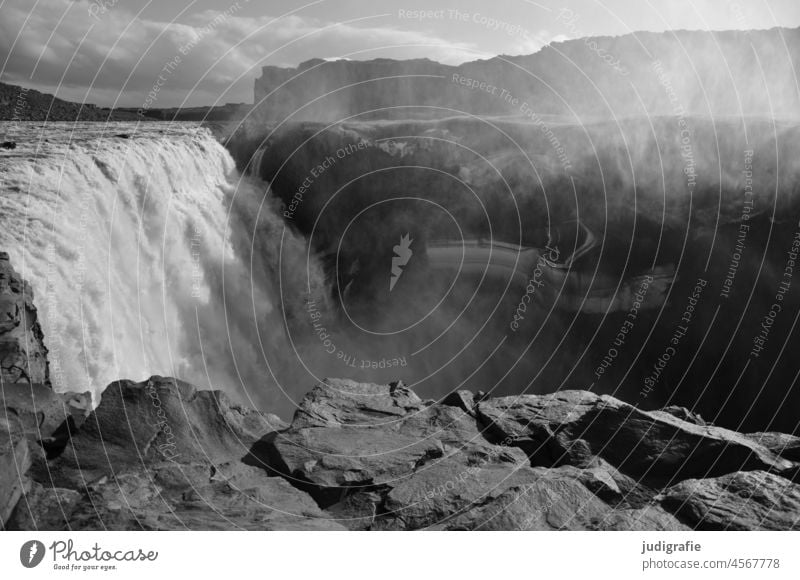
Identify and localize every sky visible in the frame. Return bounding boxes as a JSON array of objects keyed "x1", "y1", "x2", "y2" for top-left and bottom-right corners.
[{"x1": 0, "y1": 0, "x2": 798, "y2": 107}]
